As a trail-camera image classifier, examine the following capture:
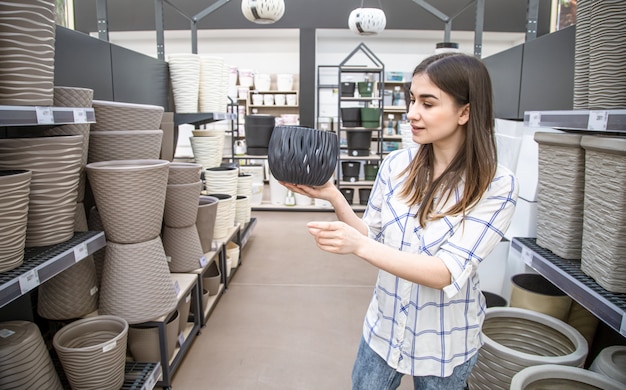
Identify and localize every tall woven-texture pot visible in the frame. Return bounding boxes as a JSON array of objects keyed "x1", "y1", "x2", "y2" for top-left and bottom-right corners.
[
  {"x1": 85, "y1": 159, "x2": 169, "y2": 244},
  {"x1": 0, "y1": 0, "x2": 56, "y2": 106},
  {"x1": 468, "y1": 307, "x2": 588, "y2": 390},
  {"x1": 167, "y1": 53, "x2": 200, "y2": 113},
  {"x1": 0, "y1": 135, "x2": 83, "y2": 247},
  {"x1": 0, "y1": 321, "x2": 63, "y2": 390},
  {"x1": 0, "y1": 170, "x2": 31, "y2": 272},
  {"x1": 53, "y1": 315, "x2": 128, "y2": 390},
  {"x1": 42, "y1": 87, "x2": 94, "y2": 204},
  {"x1": 573, "y1": 0, "x2": 591, "y2": 109},
  {"x1": 164, "y1": 180, "x2": 203, "y2": 228},
  {"x1": 205, "y1": 166, "x2": 239, "y2": 197},
  {"x1": 207, "y1": 193, "x2": 235, "y2": 240},
  {"x1": 99, "y1": 236, "x2": 178, "y2": 324}
]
